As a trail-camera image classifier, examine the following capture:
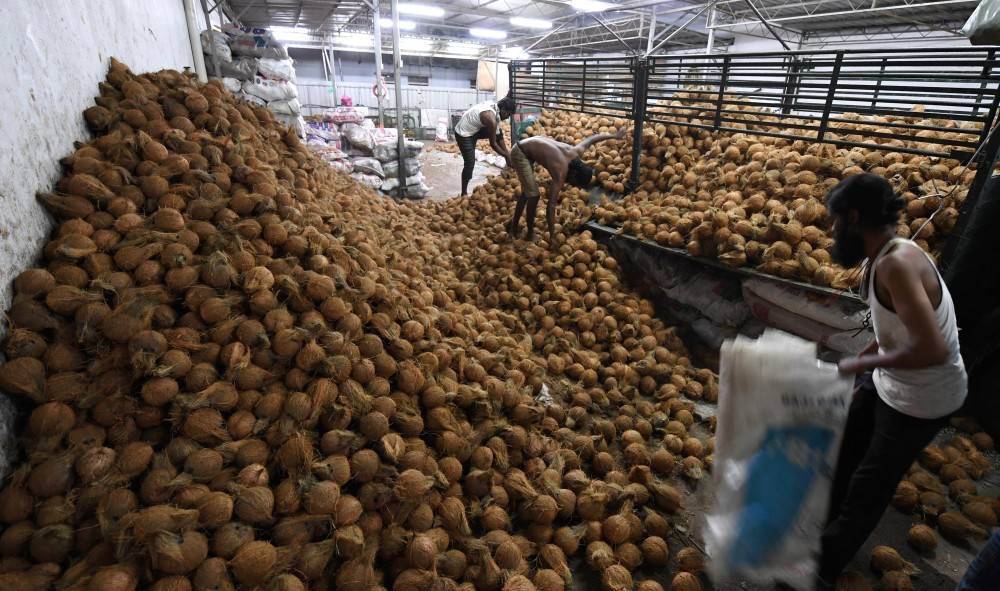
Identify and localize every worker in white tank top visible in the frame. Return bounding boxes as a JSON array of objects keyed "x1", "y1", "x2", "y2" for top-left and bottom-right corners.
[
  {"x1": 454, "y1": 96, "x2": 515, "y2": 196},
  {"x1": 815, "y1": 173, "x2": 967, "y2": 588}
]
